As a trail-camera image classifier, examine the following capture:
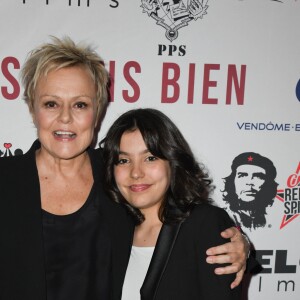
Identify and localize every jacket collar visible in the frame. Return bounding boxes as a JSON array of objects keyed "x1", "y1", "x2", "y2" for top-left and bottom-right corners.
[{"x1": 140, "y1": 221, "x2": 183, "y2": 300}]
